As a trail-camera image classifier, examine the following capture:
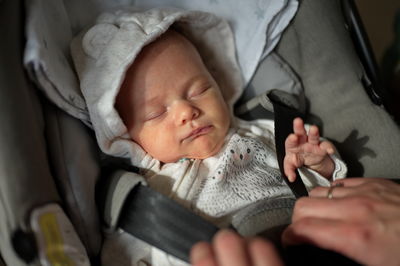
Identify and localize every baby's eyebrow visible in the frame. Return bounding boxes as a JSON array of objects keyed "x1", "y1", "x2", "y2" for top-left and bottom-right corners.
[
  {"x1": 143, "y1": 95, "x2": 160, "y2": 106},
  {"x1": 132, "y1": 95, "x2": 160, "y2": 117},
  {"x1": 137, "y1": 75, "x2": 208, "y2": 107},
  {"x1": 182, "y1": 75, "x2": 207, "y2": 90},
  {"x1": 136, "y1": 86, "x2": 164, "y2": 105}
]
